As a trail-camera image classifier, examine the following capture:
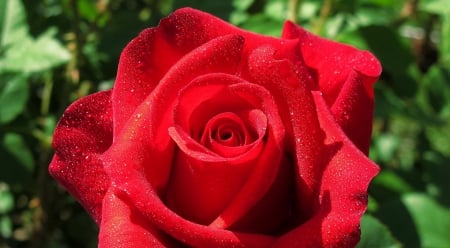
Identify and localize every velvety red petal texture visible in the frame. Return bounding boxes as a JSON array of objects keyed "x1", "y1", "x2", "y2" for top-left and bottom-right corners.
[
  {"x1": 49, "y1": 7, "x2": 381, "y2": 248},
  {"x1": 272, "y1": 92, "x2": 379, "y2": 247},
  {"x1": 246, "y1": 44, "x2": 324, "y2": 221},
  {"x1": 49, "y1": 91, "x2": 113, "y2": 224},
  {"x1": 281, "y1": 22, "x2": 382, "y2": 154},
  {"x1": 99, "y1": 189, "x2": 178, "y2": 248}
]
